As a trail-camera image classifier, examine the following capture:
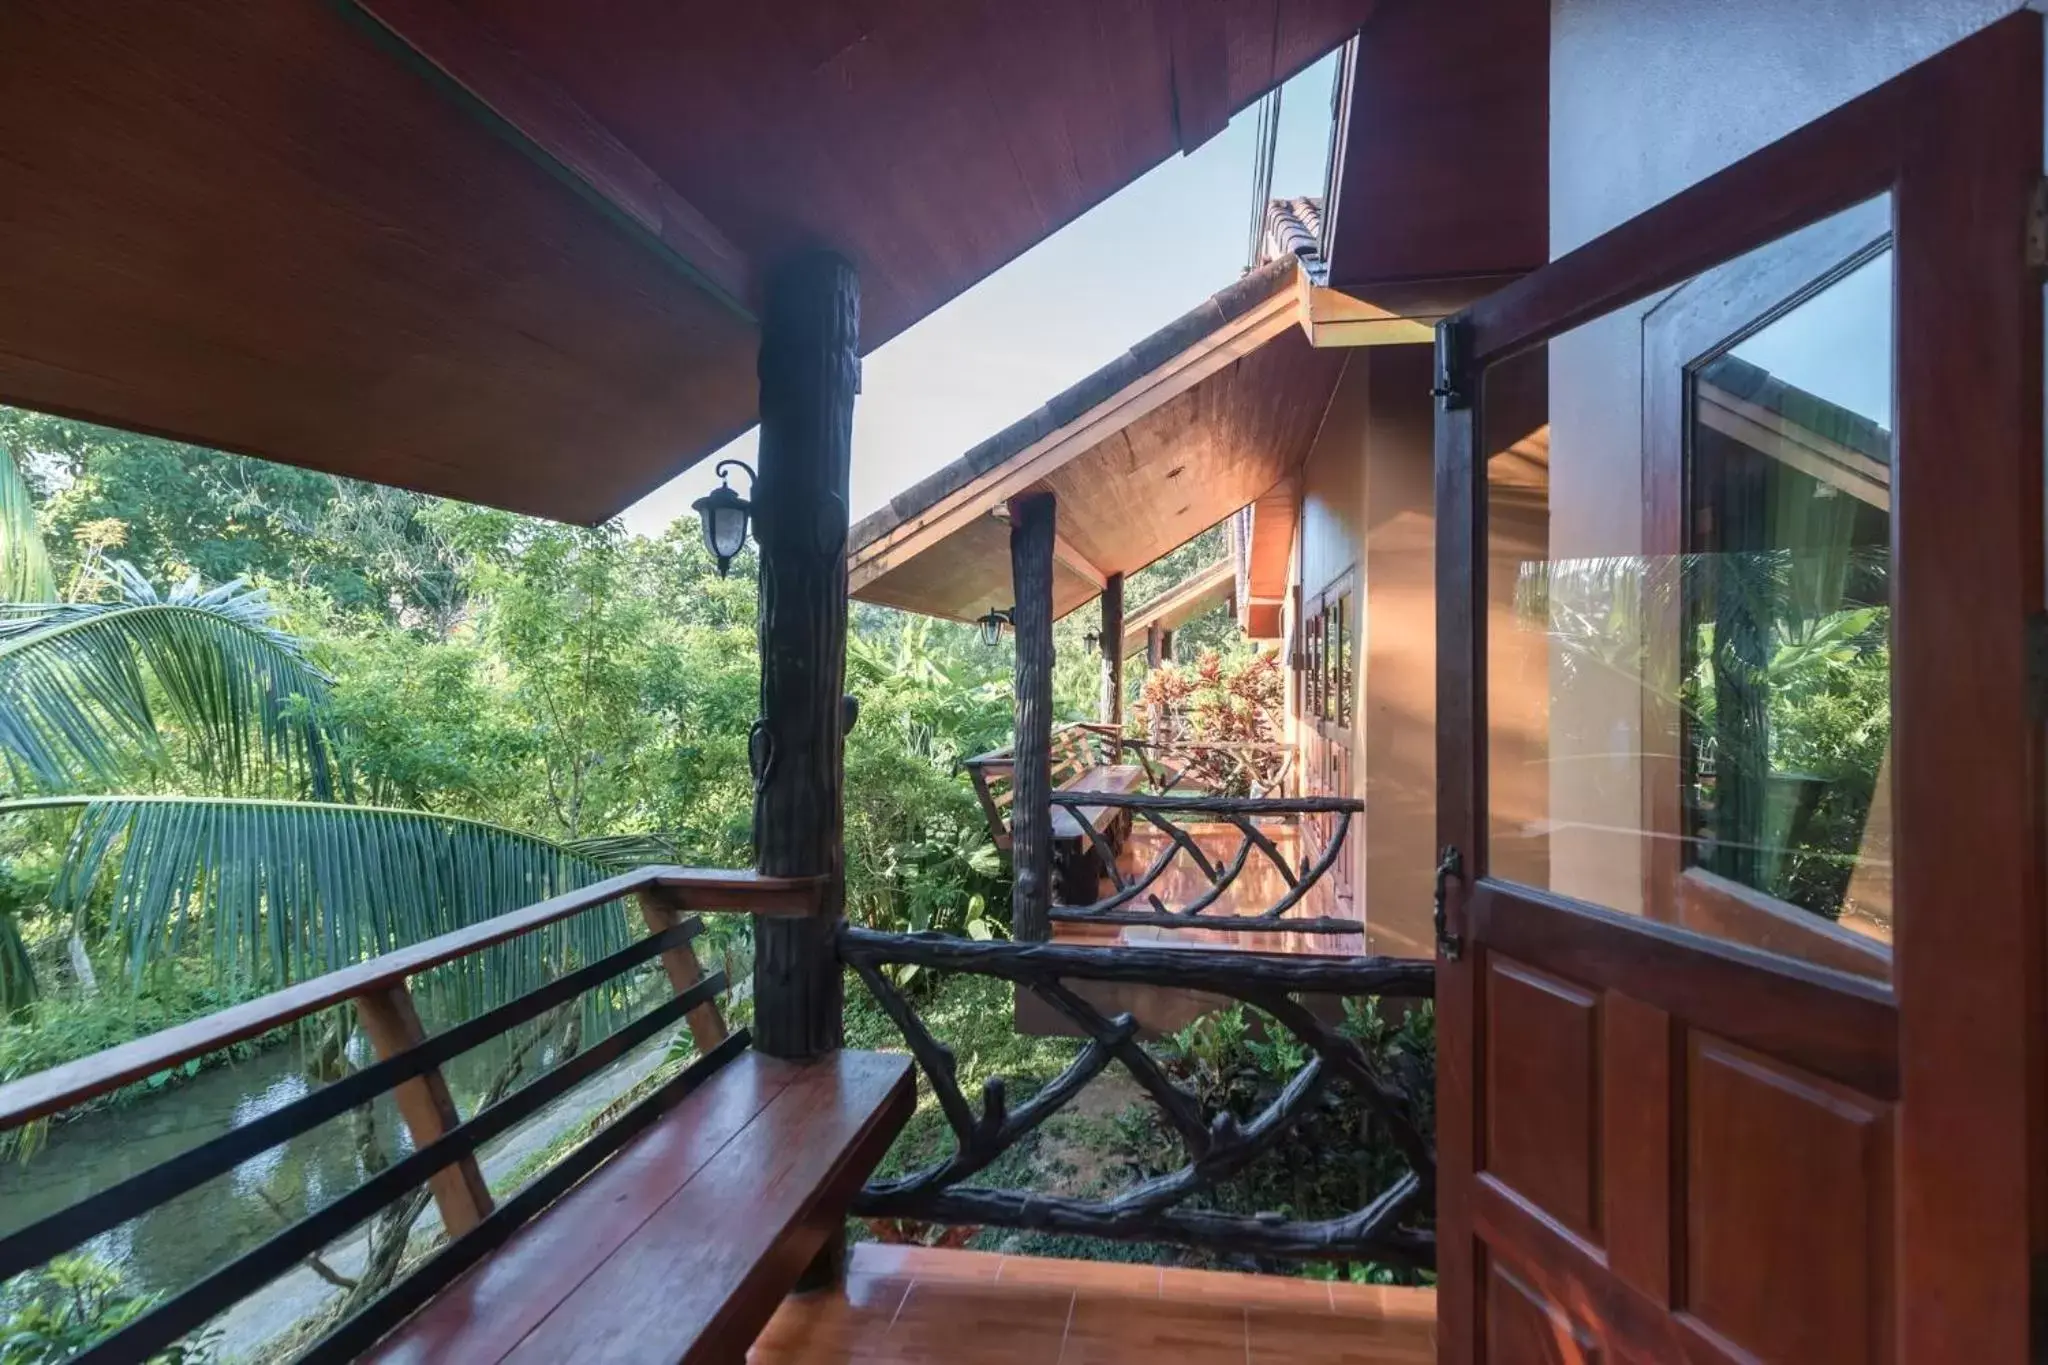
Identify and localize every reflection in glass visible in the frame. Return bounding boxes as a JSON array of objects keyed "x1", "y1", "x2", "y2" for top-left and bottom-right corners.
[{"x1": 1481, "y1": 208, "x2": 1893, "y2": 980}]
